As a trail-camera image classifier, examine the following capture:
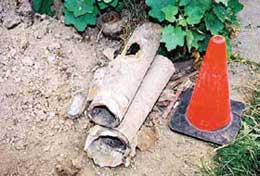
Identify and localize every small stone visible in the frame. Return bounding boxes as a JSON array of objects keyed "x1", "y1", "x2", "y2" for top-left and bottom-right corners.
[
  {"x1": 3, "y1": 12, "x2": 21, "y2": 29},
  {"x1": 17, "y1": 0, "x2": 33, "y2": 16},
  {"x1": 97, "y1": 11, "x2": 124, "y2": 39},
  {"x1": 102, "y1": 20, "x2": 124, "y2": 38},
  {"x1": 36, "y1": 35, "x2": 42, "y2": 39},
  {"x1": 102, "y1": 47, "x2": 116, "y2": 61},
  {"x1": 137, "y1": 126, "x2": 159, "y2": 151},
  {"x1": 56, "y1": 159, "x2": 80, "y2": 176},
  {"x1": 72, "y1": 157, "x2": 82, "y2": 169},
  {"x1": 15, "y1": 140, "x2": 26, "y2": 150},
  {"x1": 47, "y1": 56, "x2": 56, "y2": 63}
]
